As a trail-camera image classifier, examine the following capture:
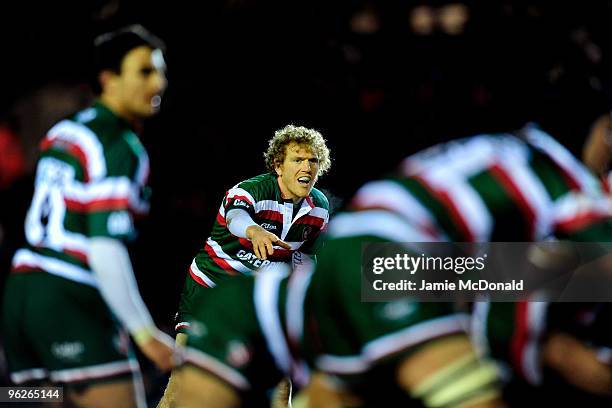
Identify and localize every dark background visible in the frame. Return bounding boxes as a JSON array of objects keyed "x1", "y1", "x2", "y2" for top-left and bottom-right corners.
[{"x1": 0, "y1": 1, "x2": 611, "y2": 400}]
